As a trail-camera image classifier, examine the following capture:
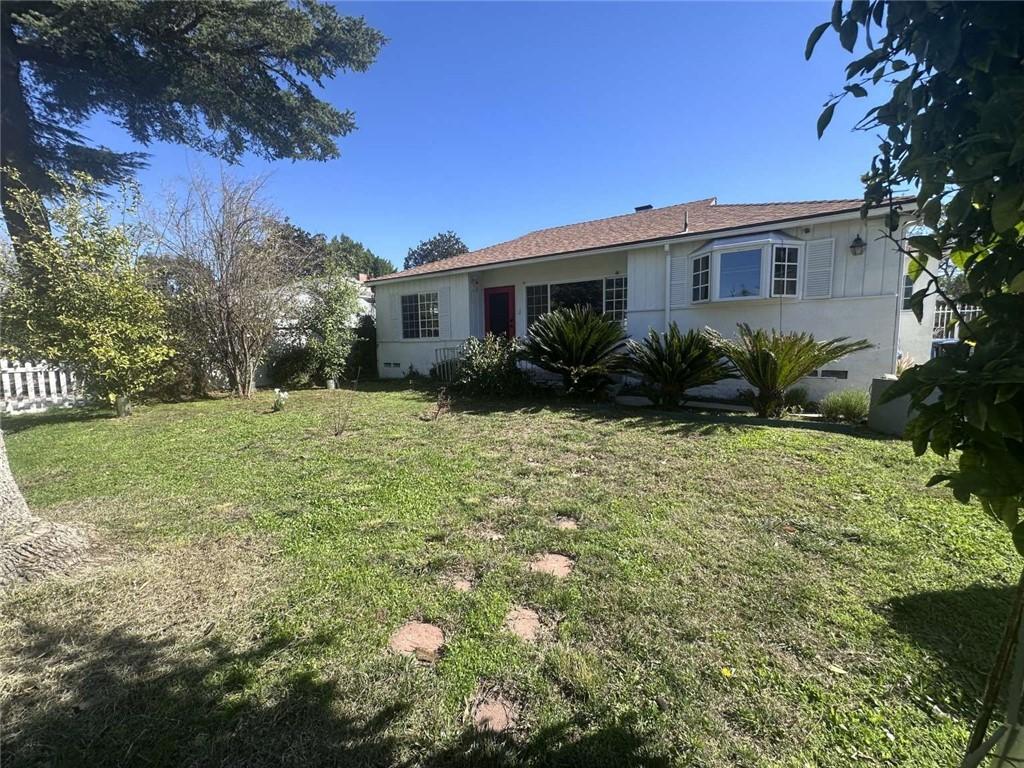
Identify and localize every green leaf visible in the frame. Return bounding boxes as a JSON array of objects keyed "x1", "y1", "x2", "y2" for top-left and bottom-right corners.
[
  {"x1": 909, "y1": 288, "x2": 928, "y2": 322},
  {"x1": 906, "y1": 255, "x2": 925, "y2": 282},
  {"x1": 839, "y1": 17, "x2": 859, "y2": 52},
  {"x1": 890, "y1": 59, "x2": 909, "y2": 71},
  {"x1": 992, "y1": 187, "x2": 1024, "y2": 232},
  {"x1": 1013, "y1": 522, "x2": 1024, "y2": 558},
  {"x1": 907, "y1": 235, "x2": 941, "y2": 259},
  {"x1": 844, "y1": 83, "x2": 868, "y2": 97},
  {"x1": 806, "y1": 22, "x2": 831, "y2": 60},
  {"x1": 1009, "y1": 271, "x2": 1024, "y2": 294},
  {"x1": 831, "y1": 0, "x2": 844, "y2": 31},
  {"x1": 817, "y1": 102, "x2": 837, "y2": 139}
]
